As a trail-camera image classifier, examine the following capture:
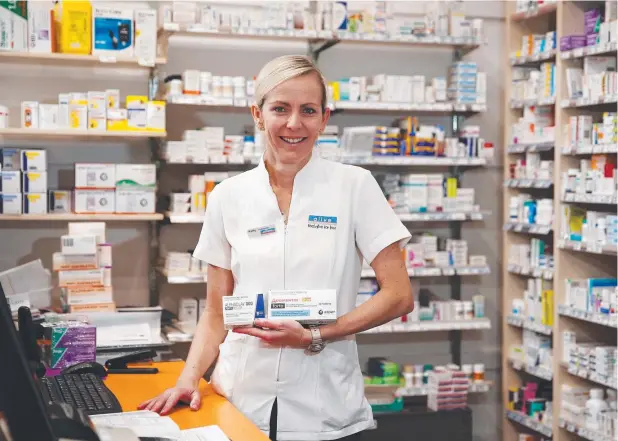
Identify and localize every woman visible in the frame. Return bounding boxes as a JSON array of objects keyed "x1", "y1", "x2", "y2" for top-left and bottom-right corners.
[{"x1": 139, "y1": 55, "x2": 416, "y2": 441}]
